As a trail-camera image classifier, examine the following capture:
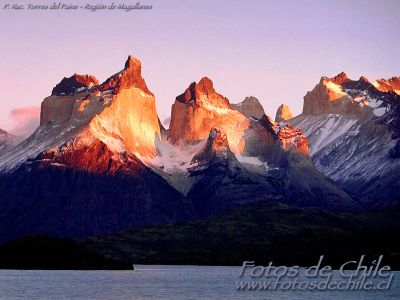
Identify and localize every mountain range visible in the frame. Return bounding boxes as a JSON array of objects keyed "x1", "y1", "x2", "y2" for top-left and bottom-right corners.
[
  {"x1": 289, "y1": 72, "x2": 400, "y2": 208},
  {"x1": 0, "y1": 54, "x2": 399, "y2": 243}
]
